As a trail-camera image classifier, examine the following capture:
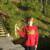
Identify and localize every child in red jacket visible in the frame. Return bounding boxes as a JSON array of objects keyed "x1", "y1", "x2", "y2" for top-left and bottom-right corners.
[{"x1": 16, "y1": 17, "x2": 39, "y2": 50}]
